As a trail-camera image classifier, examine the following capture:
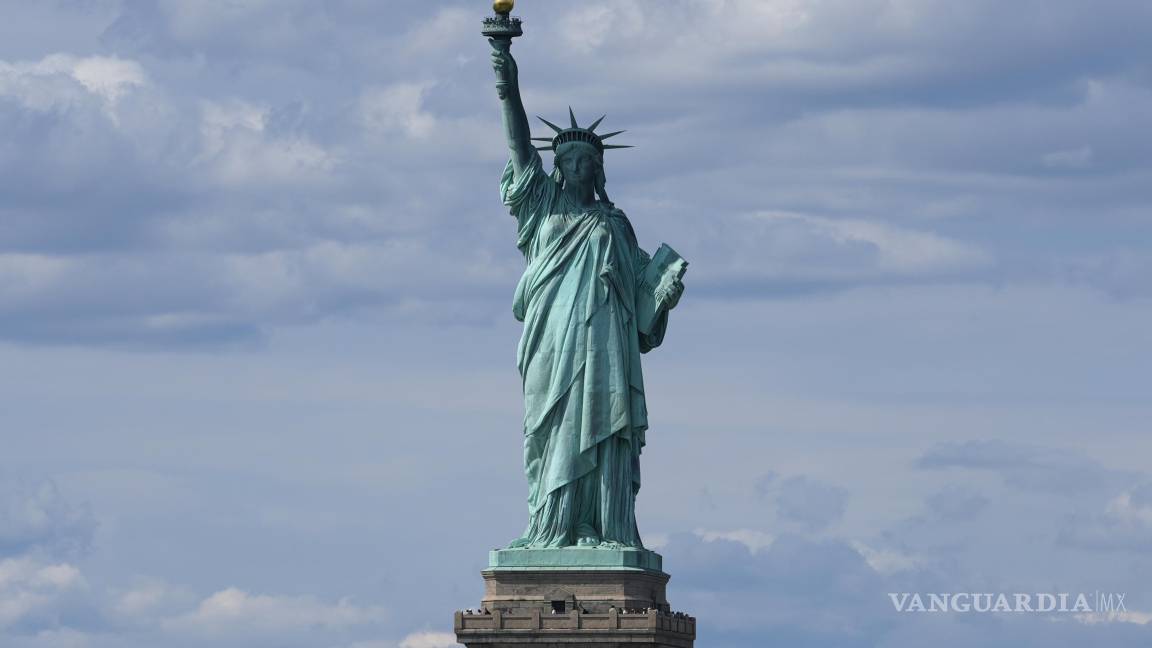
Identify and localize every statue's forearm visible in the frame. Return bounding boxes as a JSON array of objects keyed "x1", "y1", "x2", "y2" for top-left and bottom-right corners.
[
  {"x1": 500, "y1": 82, "x2": 533, "y2": 176},
  {"x1": 491, "y1": 42, "x2": 533, "y2": 176}
]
